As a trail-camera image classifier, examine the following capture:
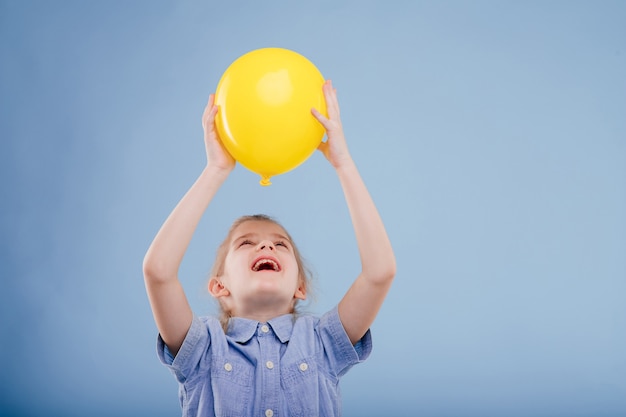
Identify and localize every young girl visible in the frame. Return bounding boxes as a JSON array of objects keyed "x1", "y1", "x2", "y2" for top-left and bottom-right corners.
[{"x1": 143, "y1": 80, "x2": 396, "y2": 417}]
